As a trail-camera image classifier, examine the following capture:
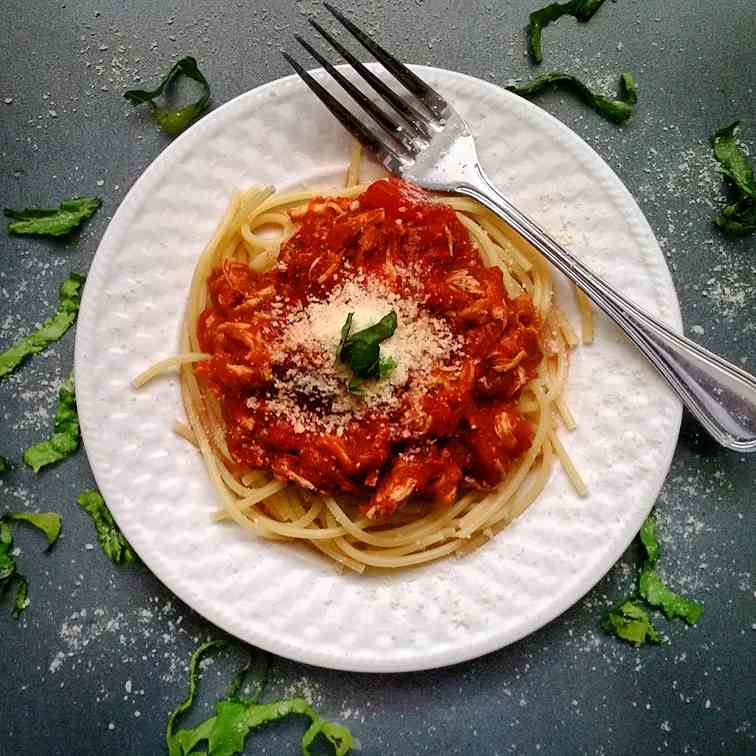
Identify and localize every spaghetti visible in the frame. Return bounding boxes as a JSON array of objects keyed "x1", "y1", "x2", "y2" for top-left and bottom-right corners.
[{"x1": 135, "y1": 151, "x2": 586, "y2": 573}]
